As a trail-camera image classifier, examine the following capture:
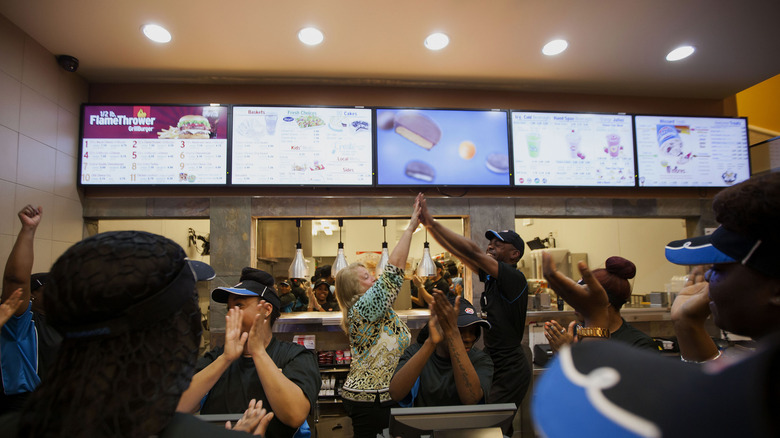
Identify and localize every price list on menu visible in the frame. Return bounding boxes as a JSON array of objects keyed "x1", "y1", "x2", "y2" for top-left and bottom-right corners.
[
  {"x1": 79, "y1": 105, "x2": 228, "y2": 185},
  {"x1": 81, "y1": 138, "x2": 227, "y2": 184},
  {"x1": 231, "y1": 106, "x2": 373, "y2": 185},
  {"x1": 635, "y1": 116, "x2": 749, "y2": 187},
  {"x1": 511, "y1": 112, "x2": 635, "y2": 186}
]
